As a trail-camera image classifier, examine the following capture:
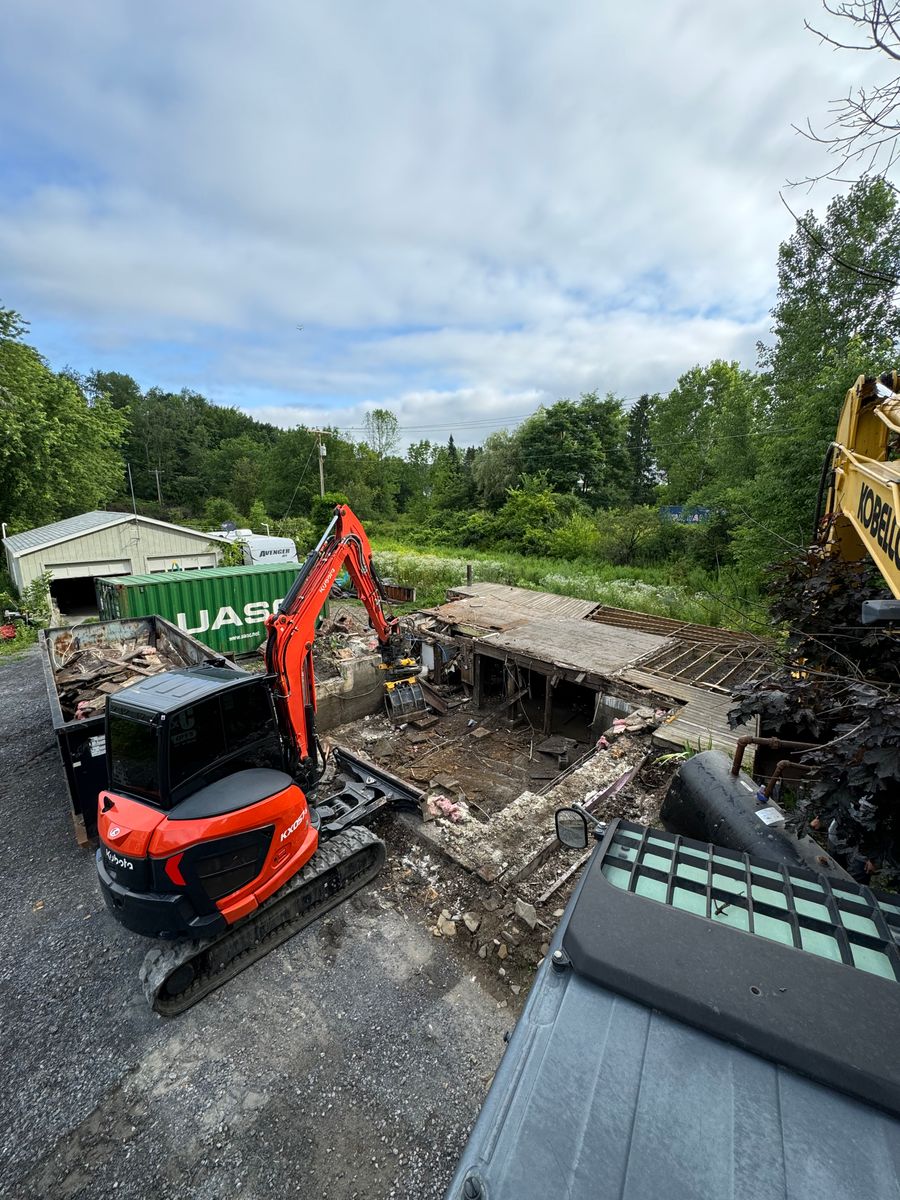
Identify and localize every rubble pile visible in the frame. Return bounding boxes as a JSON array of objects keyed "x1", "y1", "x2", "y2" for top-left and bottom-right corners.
[
  {"x1": 53, "y1": 642, "x2": 174, "y2": 721},
  {"x1": 312, "y1": 607, "x2": 379, "y2": 681}
]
